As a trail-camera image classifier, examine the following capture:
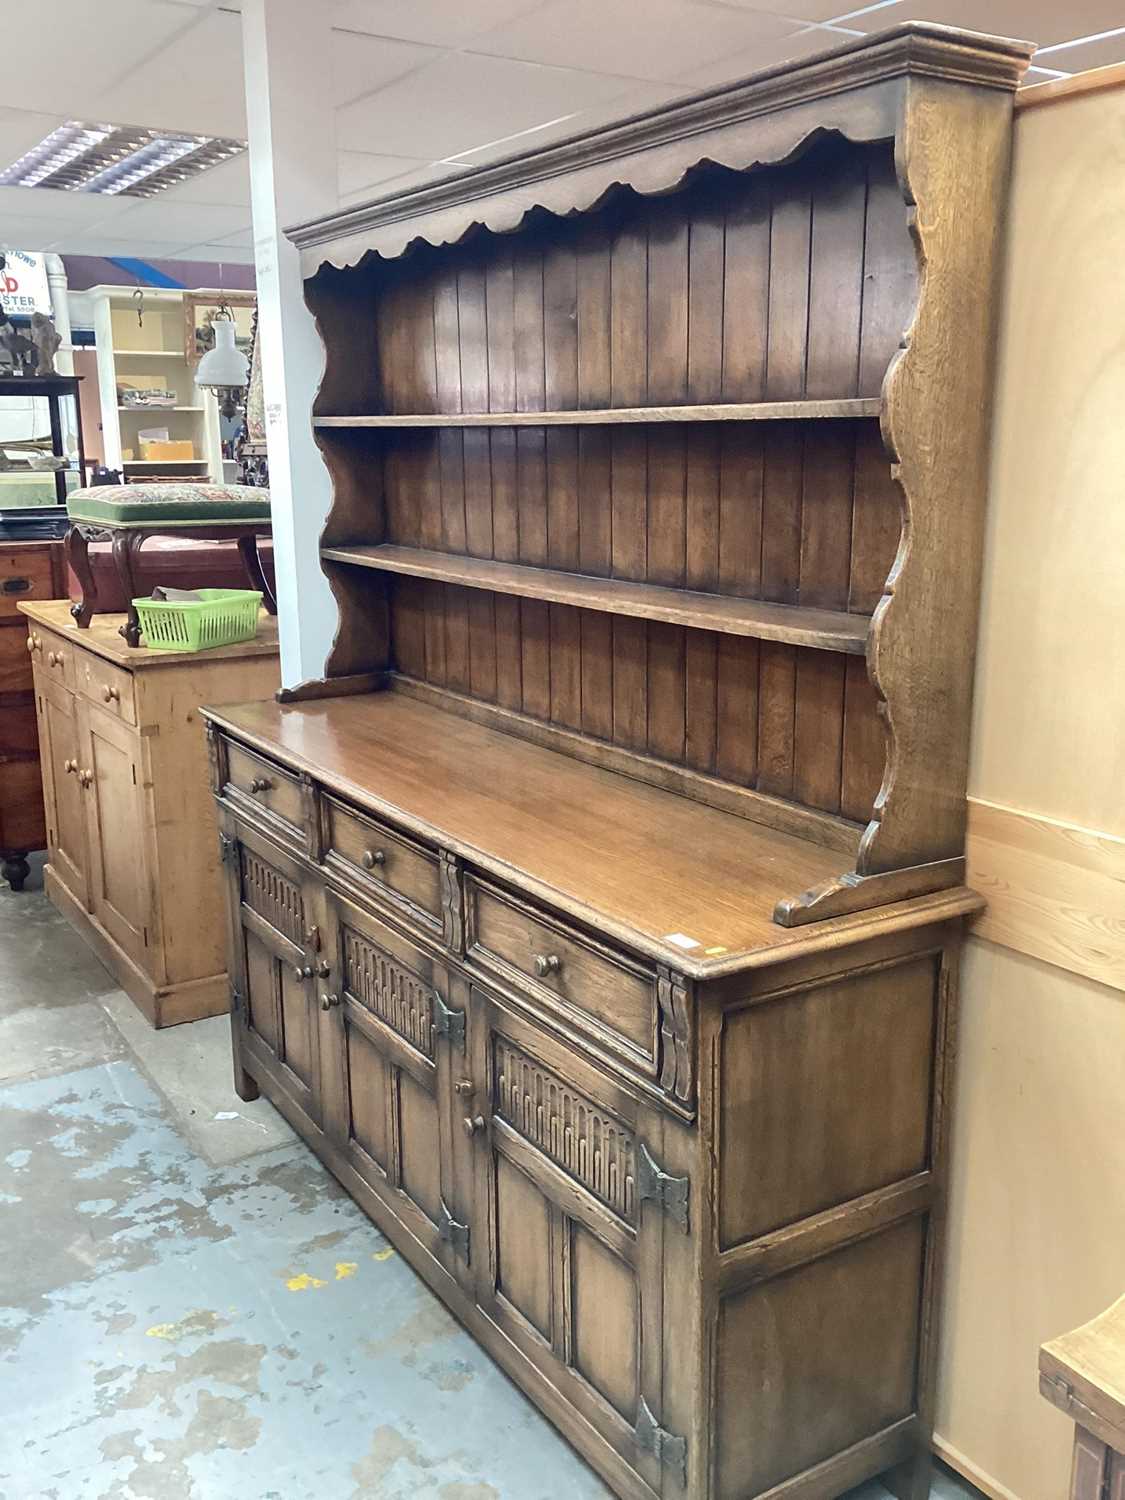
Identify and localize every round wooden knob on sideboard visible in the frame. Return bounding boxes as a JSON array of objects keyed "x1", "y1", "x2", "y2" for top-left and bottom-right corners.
[
  {"x1": 533, "y1": 953, "x2": 561, "y2": 978},
  {"x1": 102, "y1": 684, "x2": 120, "y2": 704},
  {"x1": 361, "y1": 848, "x2": 386, "y2": 870}
]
